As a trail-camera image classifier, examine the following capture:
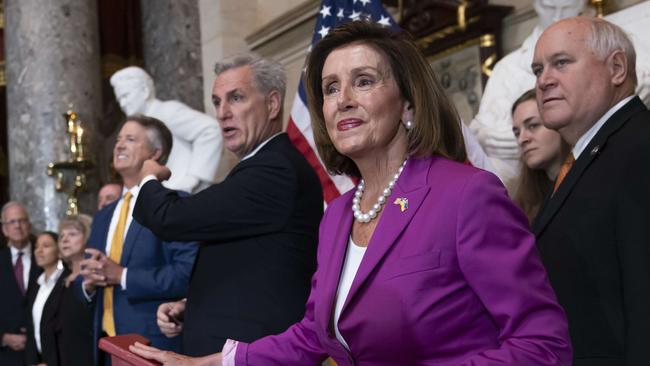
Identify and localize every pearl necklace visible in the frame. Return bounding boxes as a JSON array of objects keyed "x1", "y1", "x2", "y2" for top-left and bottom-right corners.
[{"x1": 352, "y1": 159, "x2": 407, "y2": 223}]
